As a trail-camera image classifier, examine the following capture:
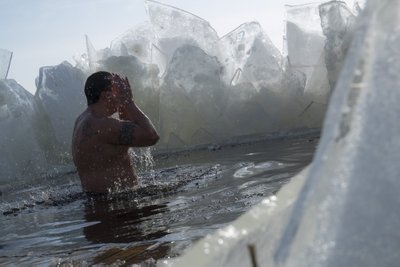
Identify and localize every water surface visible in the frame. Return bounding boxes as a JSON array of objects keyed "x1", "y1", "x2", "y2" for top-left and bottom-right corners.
[{"x1": 0, "y1": 135, "x2": 317, "y2": 266}]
